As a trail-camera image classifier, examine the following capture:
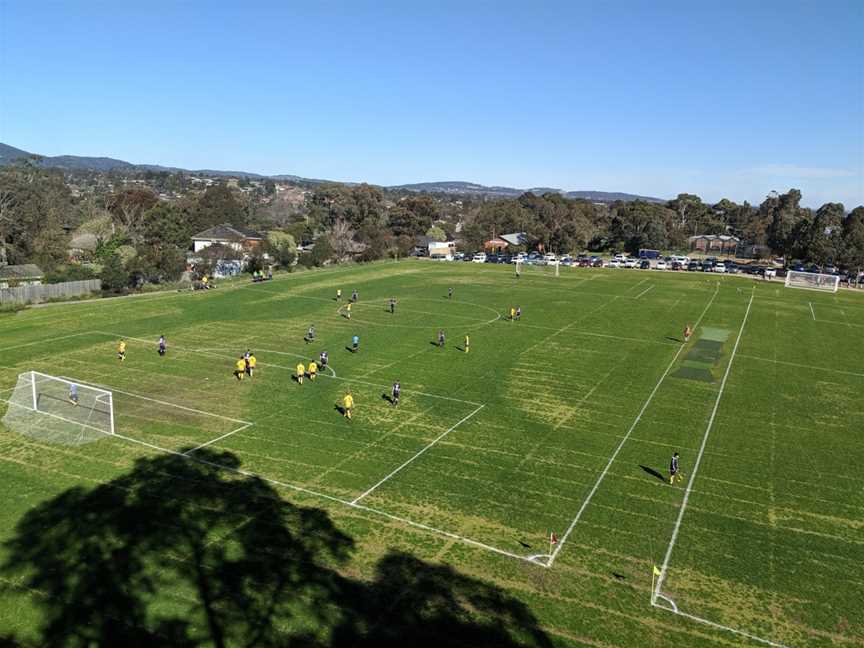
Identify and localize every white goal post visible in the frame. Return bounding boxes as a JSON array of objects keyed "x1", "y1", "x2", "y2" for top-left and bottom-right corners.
[
  {"x1": 784, "y1": 270, "x2": 840, "y2": 293},
  {"x1": 1, "y1": 372, "x2": 115, "y2": 444}
]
